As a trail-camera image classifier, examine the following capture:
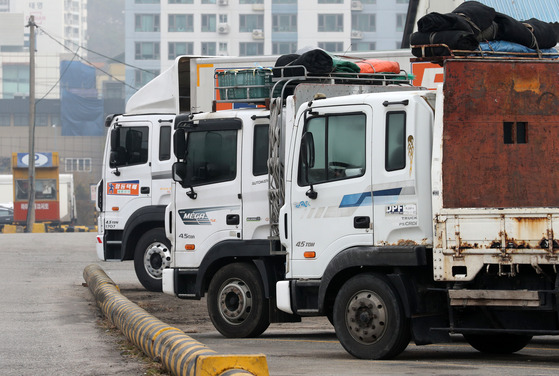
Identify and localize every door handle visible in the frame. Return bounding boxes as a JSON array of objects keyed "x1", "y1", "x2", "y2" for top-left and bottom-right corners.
[
  {"x1": 226, "y1": 214, "x2": 240, "y2": 225},
  {"x1": 354, "y1": 216, "x2": 370, "y2": 229},
  {"x1": 141, "y1": 186, "x2": 150, "y2": 194}
]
